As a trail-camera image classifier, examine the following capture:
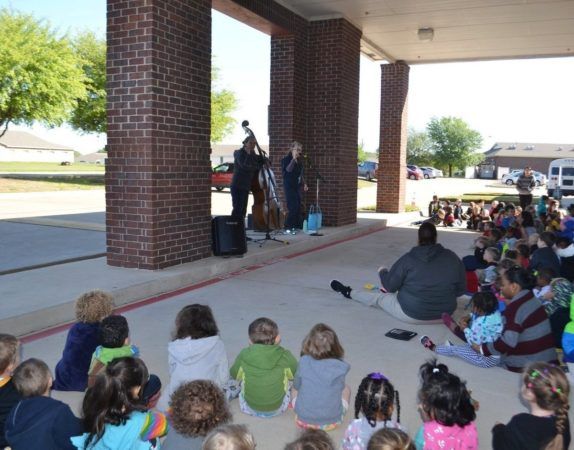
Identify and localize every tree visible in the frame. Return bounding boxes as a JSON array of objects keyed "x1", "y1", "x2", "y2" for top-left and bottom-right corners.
[
  {"x1": 426, "y1": 116, "x2": 483, "y2": 177},
  {"x1": 211, "y1": 67, "x2": 237, "y2": 144},
  {"x1": 0, "y1": 9, "x2": 86, "y2": 137},
  {"x1": 407, "y1": 127, "x2": 433, "y2": 166},
  {"x1": 358, "y1": 140, "x2": 367, "y2": 163},
  {"x1": 69, "y1": 31, "x2": 106, "y2": 134}
]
